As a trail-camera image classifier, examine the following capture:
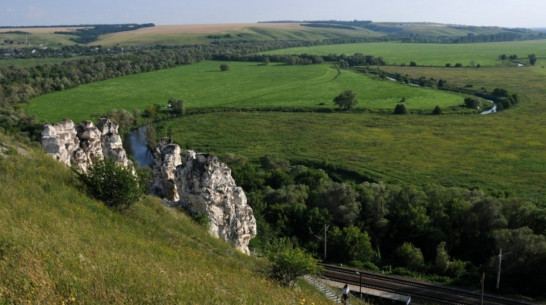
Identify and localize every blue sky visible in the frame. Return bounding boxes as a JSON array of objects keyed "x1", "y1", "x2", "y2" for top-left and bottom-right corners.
[{"x1": 2, "y1": 0, "x2": 545, "y2": 28}]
